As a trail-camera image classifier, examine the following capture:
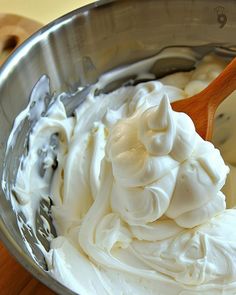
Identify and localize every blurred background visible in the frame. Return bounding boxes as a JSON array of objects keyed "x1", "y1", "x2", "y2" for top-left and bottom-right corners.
[{"x1": 0, "y1": 0, "x2": 93, "y2": 24}]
